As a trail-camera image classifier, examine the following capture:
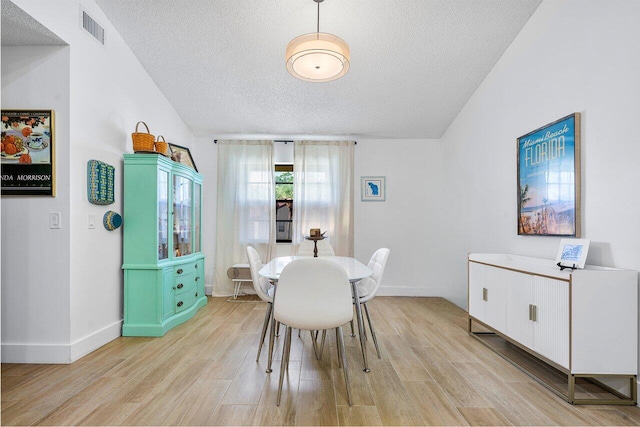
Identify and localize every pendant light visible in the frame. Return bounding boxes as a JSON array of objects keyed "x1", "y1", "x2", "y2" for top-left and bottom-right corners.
[{"x1": 285, "y1": 0, "x2": 350, "y2": 82}]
